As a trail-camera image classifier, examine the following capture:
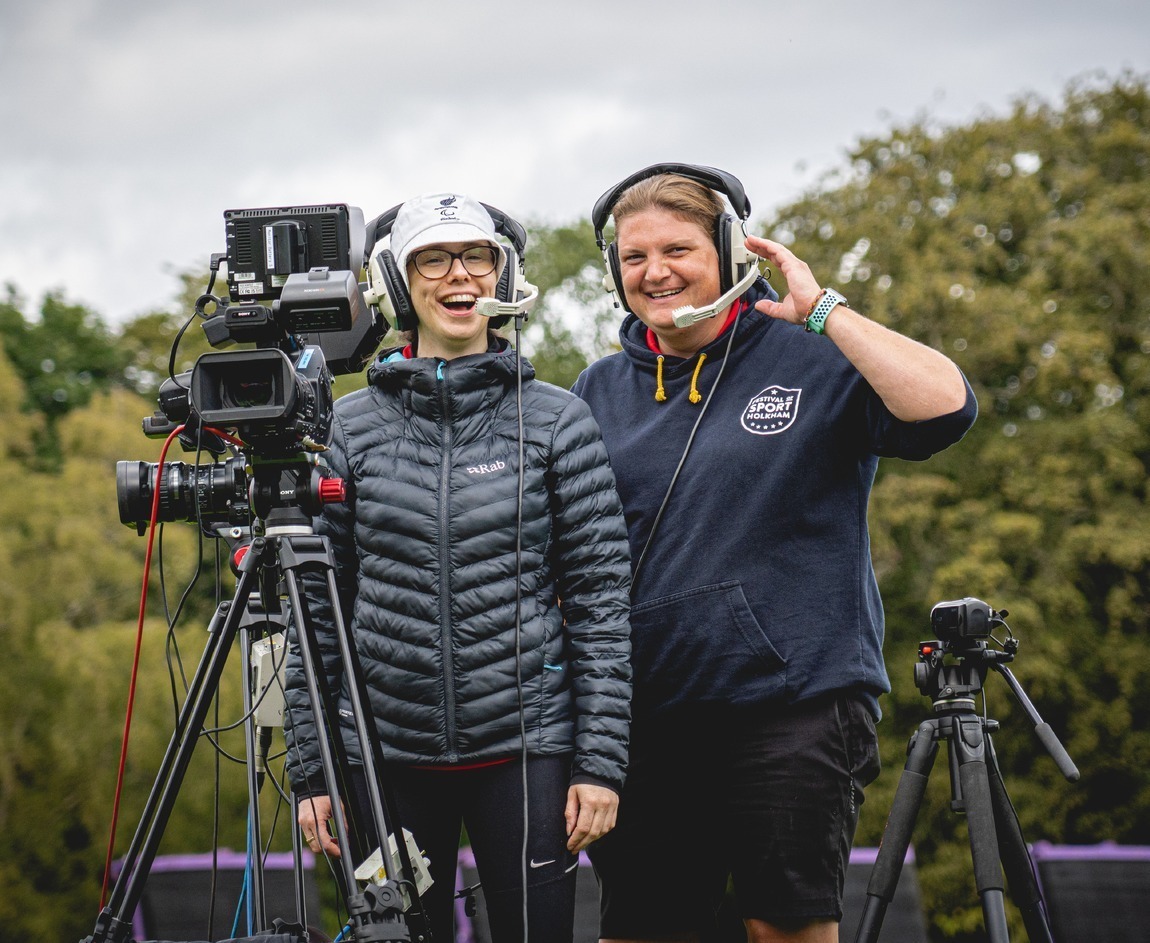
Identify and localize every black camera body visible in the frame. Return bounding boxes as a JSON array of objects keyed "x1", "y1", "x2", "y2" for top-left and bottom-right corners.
[
  {"x1": 118, "y1": 203, "x2": 384, "y2": 534},
  {"x1": 930, "y1": 597, "x2": 996, "y2": 642},
  {"x1": 191, "y1": 345, "x2": 333, "y2": 455},
  {"x1": 210, "y1": 204, "x2": 383, "y2": 376}
]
